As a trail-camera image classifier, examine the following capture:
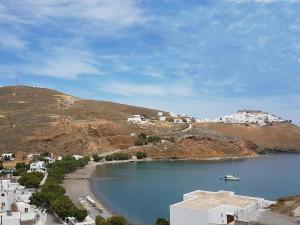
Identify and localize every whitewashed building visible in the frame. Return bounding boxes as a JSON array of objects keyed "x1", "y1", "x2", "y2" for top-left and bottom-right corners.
[
  {"x1": 158, "y1": 112, "x2": 163, "y2": 116},
  {"x1": 0, "y1": 179, "x2": 47, "y2": 225},
  {"x1": 170, "y1": 190, "x2": 273, "y2": 225},
  {"x1": 29, "y1": 161, "x2": 47, "y2": 173},
  {"x1": 1, "y1": 153, "x2": 14, "y2": 160},
  {"x1": 174, "y1": 119, "x2": 184, "y2": 124},
  {"x1": 159, "y1": 116, "x2": 167, "y2": 122},
  {"x1": 169, "y1": 112, "x2": 178, "y2": 118},
  {"x1": 65, "y1": 216, "x2": 95, "y2": 225},
  {"x1": 73, "y1": 155, "x2": 83, "y2": 160},
  {"x1": 127, "y1": 115, "x2": 142, "y2": 123}
]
